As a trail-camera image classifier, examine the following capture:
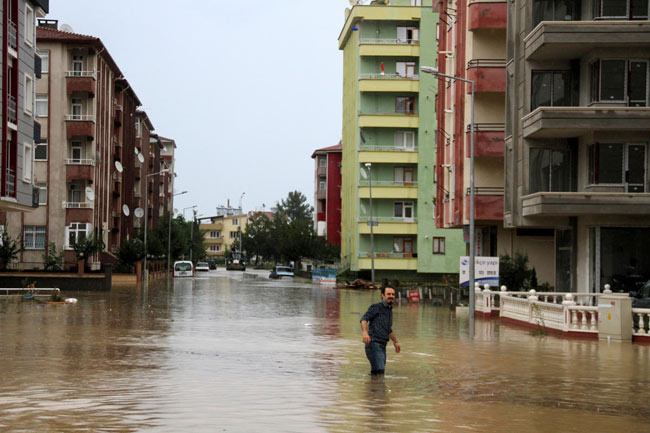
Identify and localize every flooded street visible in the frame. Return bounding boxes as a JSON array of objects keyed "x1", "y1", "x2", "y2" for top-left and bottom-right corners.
[{"x1": 1, "y1": 270, "x2": 649, "y2": 432}]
